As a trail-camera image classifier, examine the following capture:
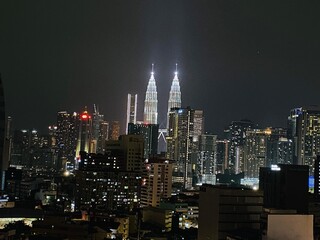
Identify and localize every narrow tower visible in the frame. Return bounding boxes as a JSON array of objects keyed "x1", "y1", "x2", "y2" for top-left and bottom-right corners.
[
  {"x1": 144, "y1": 64, "x2": 158, "y2": 124},
  {"x1": 126, "y1": 93, "x2": 138, "y2": 133},
  {"x1": 167, "y1": 64, "x2": 182, "y2": 128}
]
